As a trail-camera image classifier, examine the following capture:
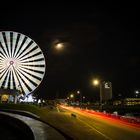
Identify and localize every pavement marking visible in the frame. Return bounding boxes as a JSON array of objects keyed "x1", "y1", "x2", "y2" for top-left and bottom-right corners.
[{"x1": 77, "y1": 118, "x2": 113, "y2": 140}]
